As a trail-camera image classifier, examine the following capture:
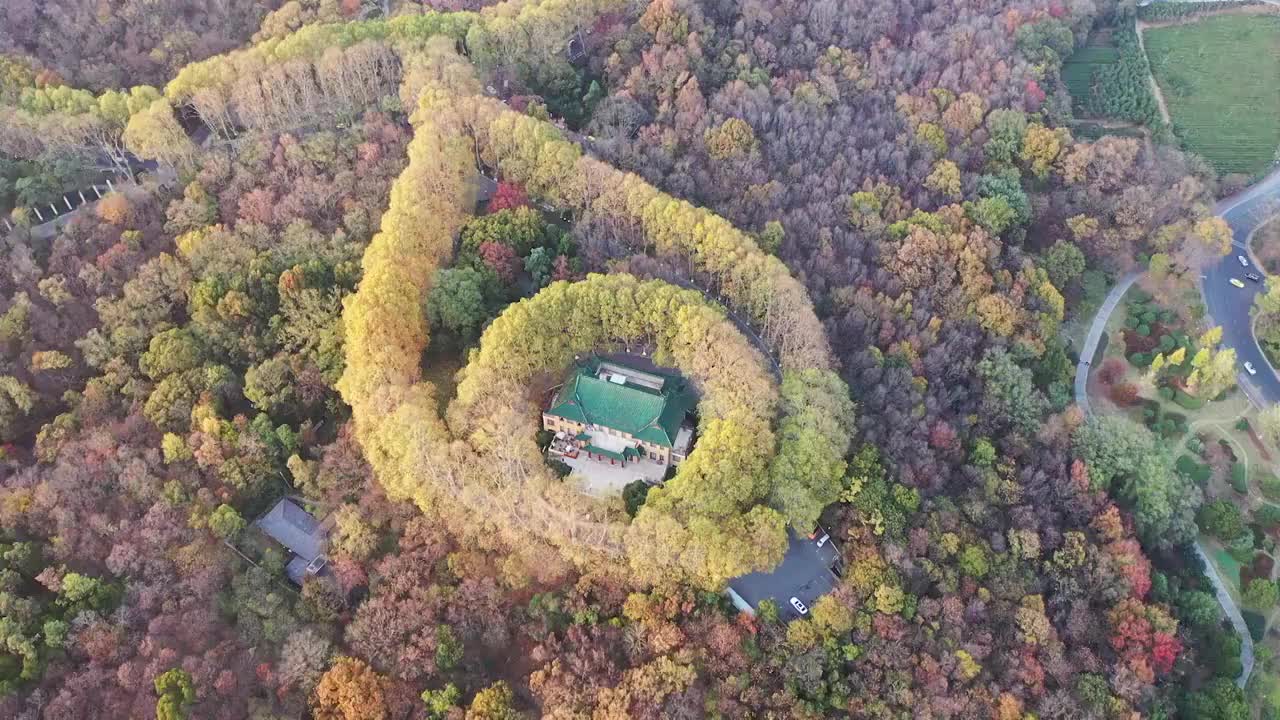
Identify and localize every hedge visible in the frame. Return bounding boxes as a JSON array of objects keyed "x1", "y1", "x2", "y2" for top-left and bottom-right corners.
[
  {"x1": 1231, "y1": 463, "x2": 1248, "y2": 494},
  {"x1": 1243, "y1": 609, "x2": 1267, "y2": 642},
  {"x1": 1173, "y1": 390, "x2": 1205, "y2": 410}
]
